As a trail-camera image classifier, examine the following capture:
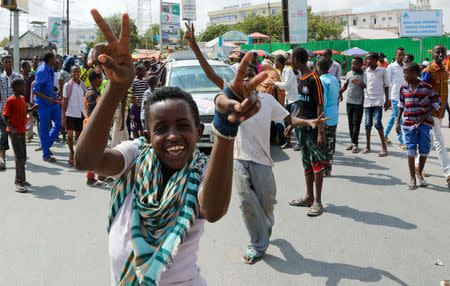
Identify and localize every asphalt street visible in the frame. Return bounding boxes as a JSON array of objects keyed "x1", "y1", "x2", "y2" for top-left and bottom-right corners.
[{"x1": 1, "y1": 103, "x2": 449, "y2": 286}]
